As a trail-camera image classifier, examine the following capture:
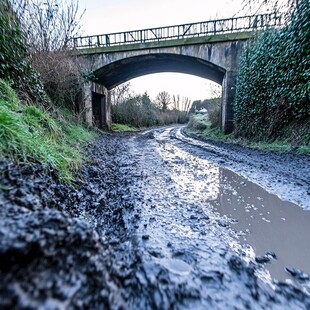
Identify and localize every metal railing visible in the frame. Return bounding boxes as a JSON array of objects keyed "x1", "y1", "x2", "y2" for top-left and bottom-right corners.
[{"x1": 72, "y1": 13, "x2": 283, "y2": 49}]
